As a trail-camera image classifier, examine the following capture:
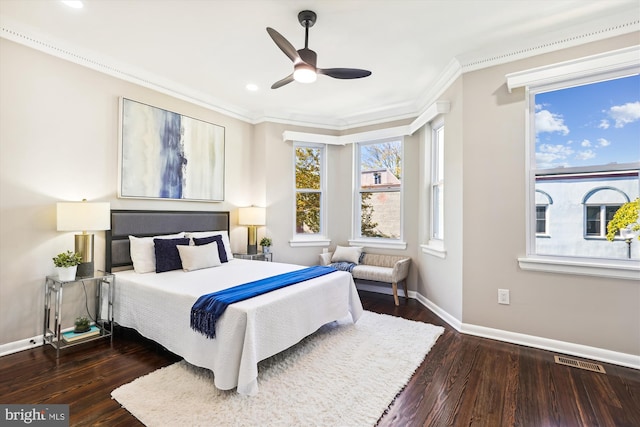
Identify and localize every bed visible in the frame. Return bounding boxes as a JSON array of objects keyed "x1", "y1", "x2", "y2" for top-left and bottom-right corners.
[{"x1": 106, "y1": 210, "x2": 363, "y2": 395}]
